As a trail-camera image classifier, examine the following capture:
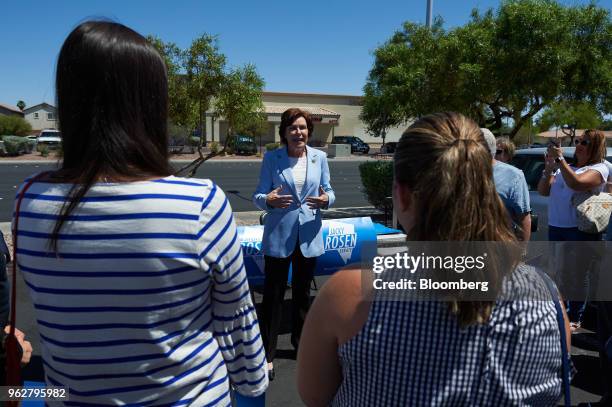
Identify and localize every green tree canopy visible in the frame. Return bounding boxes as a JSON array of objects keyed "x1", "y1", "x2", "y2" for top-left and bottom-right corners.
[
  {"x1": 215, "y1": 64, "x2": 266, "y2": 142},
  {"x1": 148, "y1": 34, "x2": 265, "y2": 176},
  {"x1": 186, "y1": 35, "x2": 226, "y2": 141},
  {"x1": 536, "y1": 100, "x2": 603, "y2": 132},
  {"x1": 0, "y1": 115, "x2": 32, "y2": 136},
  {"x1": 16, "y1": 100, "x2": 26, "y2": 111},
  {"x1": 147, "y1": 36, "x2": 194, "y2": 129},
  {"x1": 362, "y1": 0, "x2": 611, "y2": 139}
]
